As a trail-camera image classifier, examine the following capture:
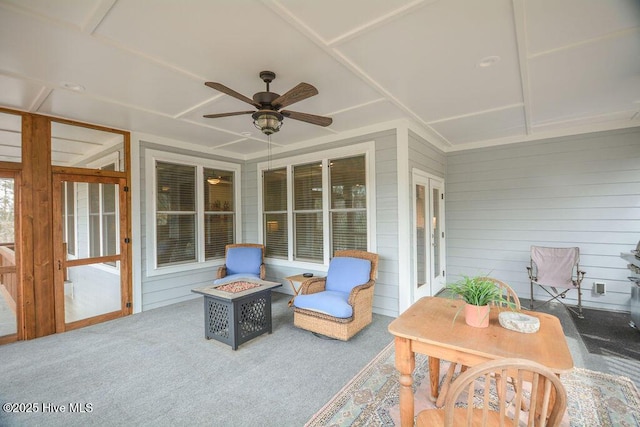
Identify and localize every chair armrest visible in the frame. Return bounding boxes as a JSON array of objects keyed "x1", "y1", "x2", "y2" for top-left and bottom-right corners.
[
  {"x1": 347, "y1": 279, "x2": 375, "y2": 306},
  {"x1": 260, "y1": 263, "x2": 266, "y2": 280},
  {"x1": 216, "y1": 265, "x2": 226, "y2": 279},
  {"x1": 526, "y1": 266, "x2": 536, "y2": 281},
  {"x1": 299, "y1": 277, "x2": 327, "y2": 295}
]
